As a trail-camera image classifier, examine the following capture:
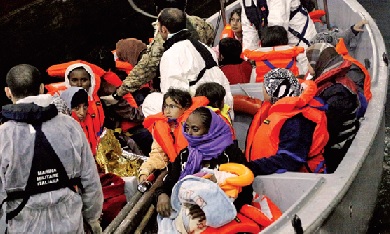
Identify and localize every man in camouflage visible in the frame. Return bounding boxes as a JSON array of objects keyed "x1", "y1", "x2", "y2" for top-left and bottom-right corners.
[{"x1": 116, "y1": 0, "x2": 214, "y2": 96}]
